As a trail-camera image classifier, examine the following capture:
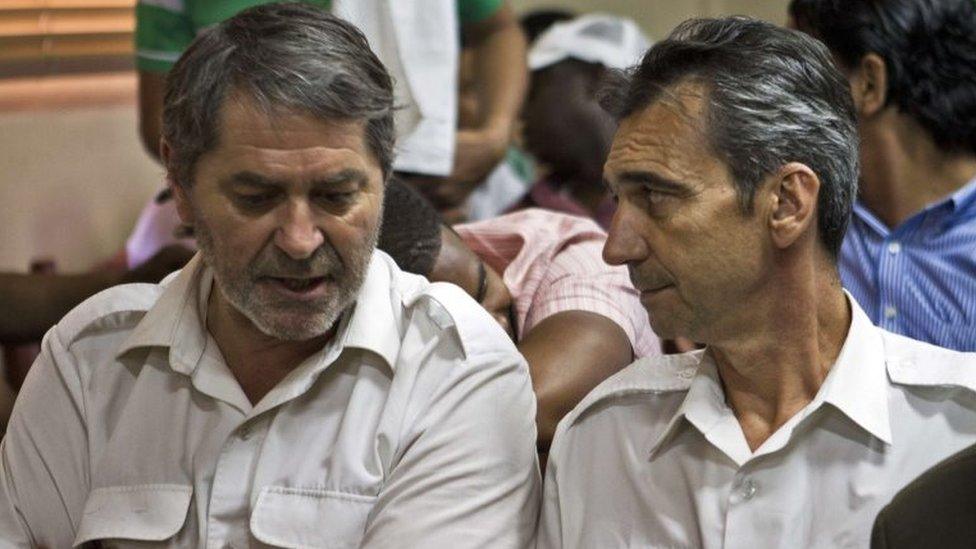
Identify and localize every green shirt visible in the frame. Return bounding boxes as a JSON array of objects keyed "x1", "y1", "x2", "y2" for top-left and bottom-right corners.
[{"x1": 135, "y1": 0, "x2": 503, "y2": 72}]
